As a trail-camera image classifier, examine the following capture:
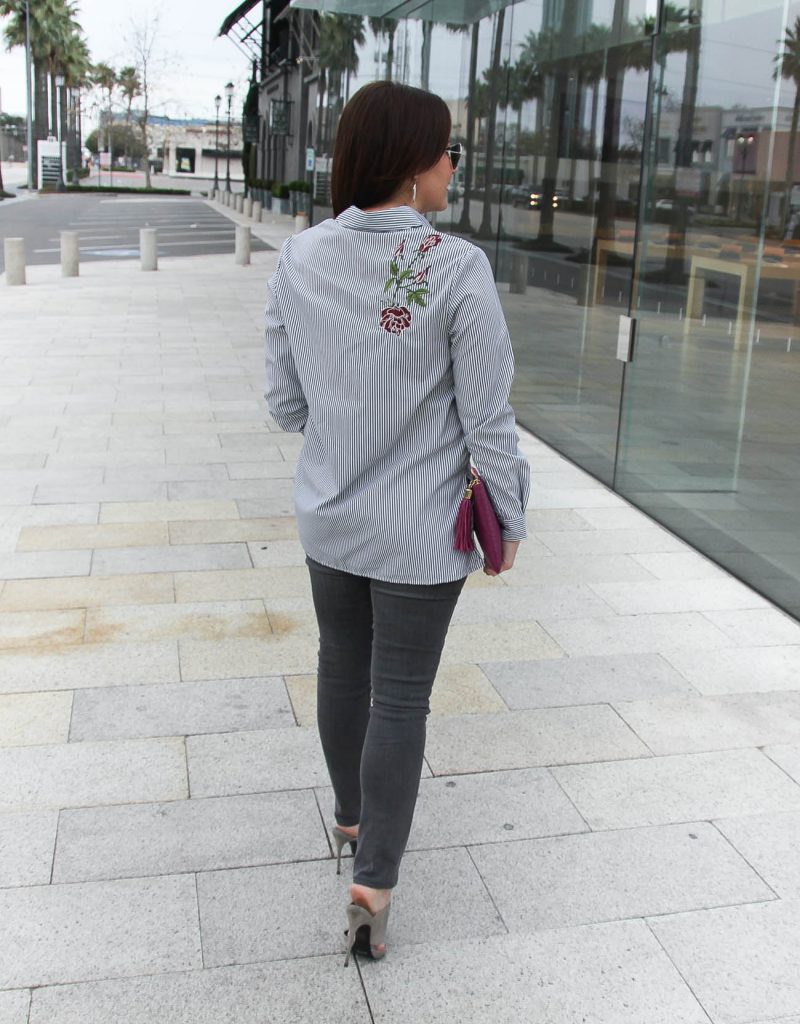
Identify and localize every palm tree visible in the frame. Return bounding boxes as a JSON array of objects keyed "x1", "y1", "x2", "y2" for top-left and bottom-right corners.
[
  {"x1": 457, "y1": 20, "x2": 481, "y2": 232},
  {"x1": 92, "y1": 61, "x2": 116, "y2": 172},
  {"x1": 476, "y1": 8, "x2": 507, "y2": 239},
  {"x1": 2, "y1": 0, "x2": 86, "y2": 186},
  {"x1": 368, "y1": 16, "x2": 397, "y2": 81},
  {"x1": 775, "y1": 15, "x2": 800, "y2": 236},
  {"x1": 318, "y1": 14, "x2": 365, "y2": 151},
  {"x1": 117, "y1": 65, "x2": 141, "y2": 166}
]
